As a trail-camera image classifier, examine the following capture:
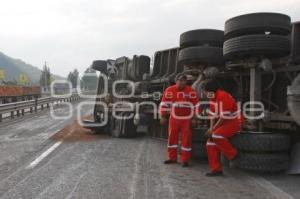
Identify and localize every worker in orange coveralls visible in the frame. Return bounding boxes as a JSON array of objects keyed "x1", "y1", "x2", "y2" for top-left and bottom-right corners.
[
  {"x1": 159, "y1": 74, "x2": 199, "y2": 167},
  {"x1": 202, "y1": 79, "x2": 243, "y2": 177}
]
